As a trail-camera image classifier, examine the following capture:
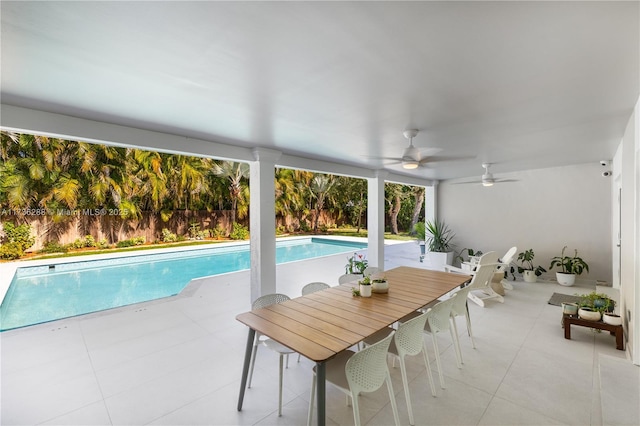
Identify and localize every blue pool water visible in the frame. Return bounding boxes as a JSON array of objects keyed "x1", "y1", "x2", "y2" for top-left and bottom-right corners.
[{"x1": 0, "y1": 238, "x2": 366, "y2": 331}]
